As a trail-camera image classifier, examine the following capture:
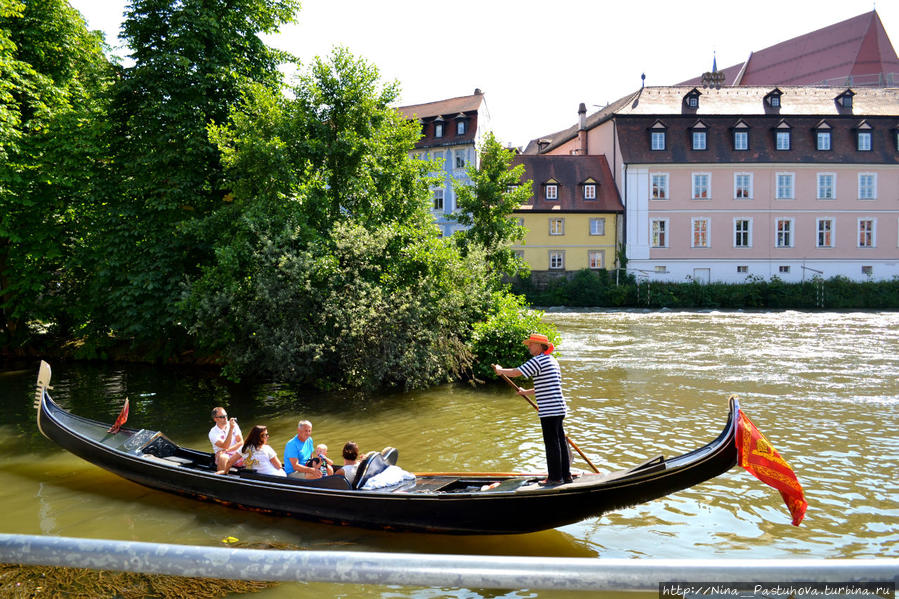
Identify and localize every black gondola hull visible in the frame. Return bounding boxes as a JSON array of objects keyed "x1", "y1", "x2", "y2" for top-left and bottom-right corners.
[{"x1": 35, "y1": 363, "x2": 738, "y2": 534}]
